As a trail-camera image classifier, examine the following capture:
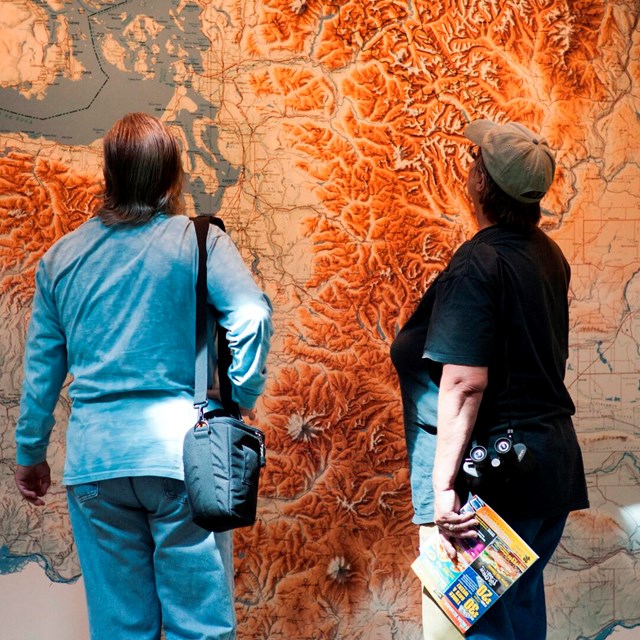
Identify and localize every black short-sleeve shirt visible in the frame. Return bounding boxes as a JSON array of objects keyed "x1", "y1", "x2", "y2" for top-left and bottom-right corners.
[
  {"x1": 425, "y1": 225, "x2": 576, "y2": 430},
  {"x1": 392, "y1": 225, "x2": 589, "y2": 521}
]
